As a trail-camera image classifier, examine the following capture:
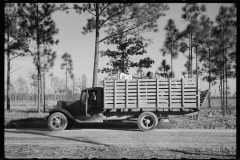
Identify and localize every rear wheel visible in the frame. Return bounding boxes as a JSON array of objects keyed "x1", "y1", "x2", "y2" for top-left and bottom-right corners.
[
  {"x1": 138, "y1": 112, "x2": 158, "y2": 131},
  {"x1": 48, "y1": 112, "x2": 68, "y2": 131}
]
